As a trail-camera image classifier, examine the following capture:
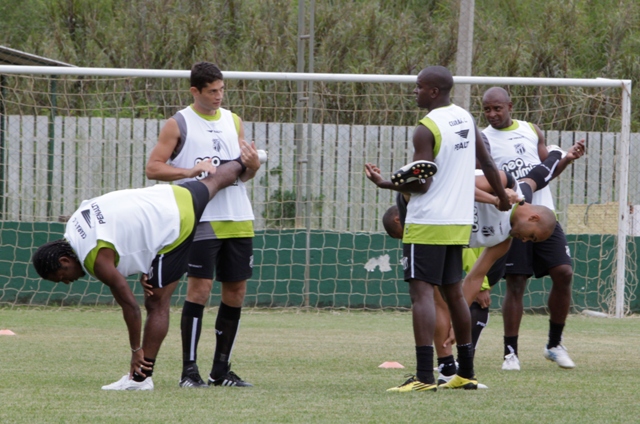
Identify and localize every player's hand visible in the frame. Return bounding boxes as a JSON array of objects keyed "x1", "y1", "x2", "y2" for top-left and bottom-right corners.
[
  {"x1": 566, "y1": 139, "x2": 586, "y2": 161},
  {"x1": 190, "y1": 158, "x2": 217, "y2": 179},
  {"x1": 502, "y1": 188, "x2": 523, "y2": 205},
  {"x1": 139, "y1": 274, "x2": 154, "y2": 297},
  {"x1": 364, "y1": 163, "x2": 386, "y2": 187},
  {"x1": 240, "y1": 139, "x2": 261, "y2": 172},
  {"x1": 475, "y1": 289, "x2": 492, "y2": 309},
  {"x1": 130, "y1": 349, "x2": 153, "y2": 379},
  {"x1": 444, "y1": 326, "x2": 456, "y2": 348}
]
